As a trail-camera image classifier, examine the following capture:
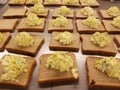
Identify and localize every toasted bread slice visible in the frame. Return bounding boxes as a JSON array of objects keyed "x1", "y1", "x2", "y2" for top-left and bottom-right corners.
[
  {"x1": 52, "y1": 8, "x2": 74, "y2": 19},
  {"x1": 86, "y1": 56, "x2": 120, "y2": 90},
  {"x1": 48, "y1": 19, "x2": 73, "y2": 33},
  {"x1": 0, "y1": 19, "x2": 18, "y2": 32},
  {"x1": 79, "y1": 0, "x2": 99, "y2": 7},
  {"x1": 114, "y1": 35, "x2": 120, "y2": 47},
  {"x1": 75, "y1": 9, "x2": 99, "y2": 19},
  {"x1": 76, "y1": 19, "x2": 105, "y2": 34},
  {"x1": 49, "y1": 32, "x2": 80, "y2": 52},
  {"x1": 102, "y1": 20, "x2": 120, "y2": 34},
  {"x1": 0, "y1": 32, "x2": 11, "y2": 51},
  {"x1": 3, "y1": 7, "x2": 27, "y2": 18},
  {"x1": 8, "y1": 0, "x2": 26, "y2": 6},
  {"x1": 80, "y1": 34, "x2": 117, "y2": 56},
  {"x1": 0, "y1": 54, "x2": 36, "y2": 89},
  {"x1": 25, "y1": 8, "x2": 49, "y2": 18},
  {"x1": 6, "y1": 33, "x2": 44, "y2": 56},
  {"x1": 38, "y1": 52, "x2": 79, "y2": 85},
  {"x1": 61, "y1": 0, "x2": 80, "y2": 7},
  {"x1": 25, "y1": 0, "x2": 43, "y2": 5},
  {"x1": 17, "y1": 18, "x2": 46, "y2": 32},
  {"x1": 100, "y1": 10, "x2": 120, "y2": 19},
  {"x1": 43, "y1": 0, "x2": 62, "y2": 6}
]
